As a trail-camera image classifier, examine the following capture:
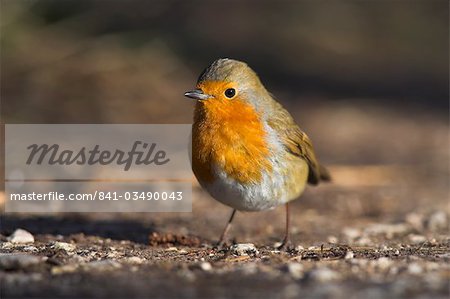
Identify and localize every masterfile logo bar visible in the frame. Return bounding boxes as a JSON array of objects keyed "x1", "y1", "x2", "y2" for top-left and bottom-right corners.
[{"x1": 5, "y1": 124, "x2": 193, "y2": 213}]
